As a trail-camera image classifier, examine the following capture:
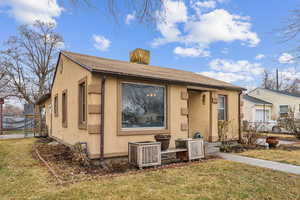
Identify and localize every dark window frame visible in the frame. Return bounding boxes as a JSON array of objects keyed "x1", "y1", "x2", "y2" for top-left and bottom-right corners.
[
  {"x1": 54, "y1": 94, "x2": 58, "y2": 117},
  {"x1": 62, "y1": 89, "x2": 68, "y2": 128},
  {"x1": 78, "y1": 77, "x2": 87, "y2": 129}
]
